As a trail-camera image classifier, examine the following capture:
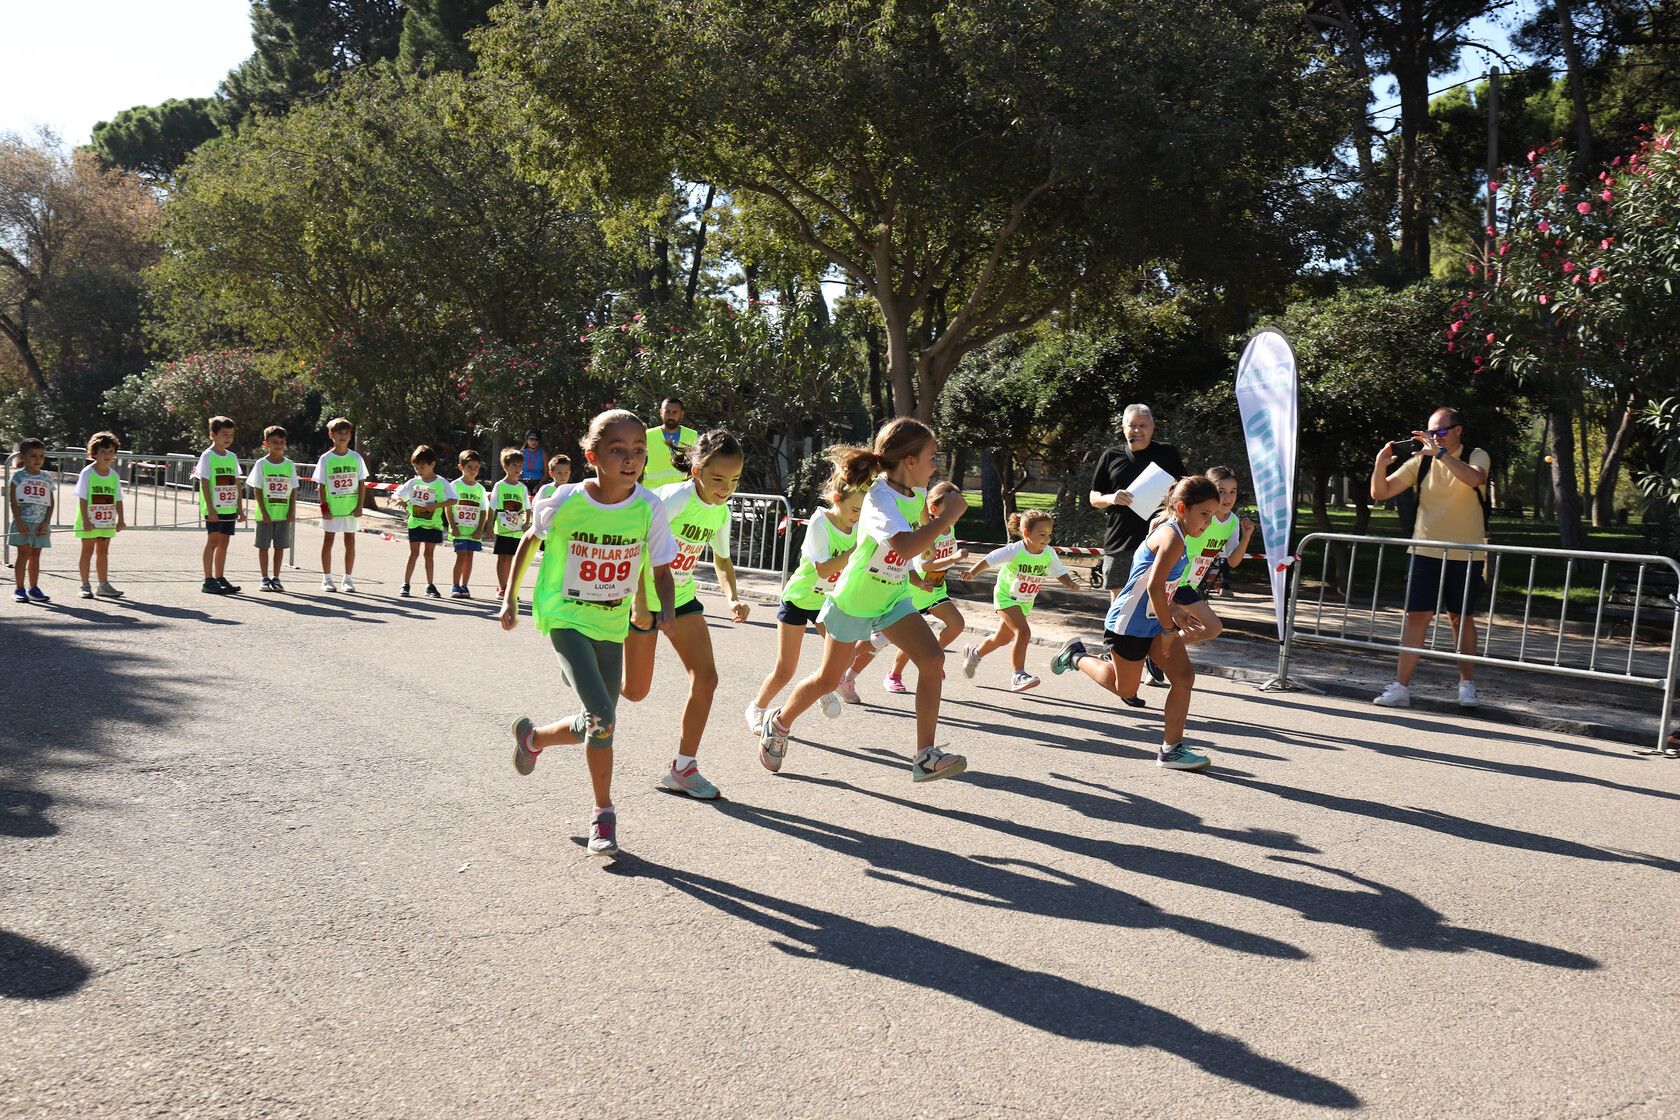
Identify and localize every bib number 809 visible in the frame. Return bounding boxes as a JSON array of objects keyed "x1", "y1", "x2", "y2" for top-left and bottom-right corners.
[{"x1": 576, "y1": 559, "x2": 634, "y2": 583}]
